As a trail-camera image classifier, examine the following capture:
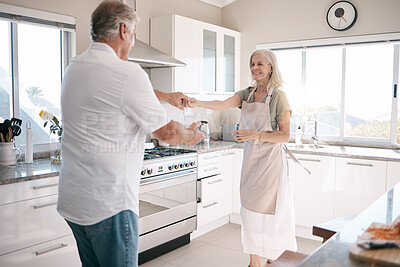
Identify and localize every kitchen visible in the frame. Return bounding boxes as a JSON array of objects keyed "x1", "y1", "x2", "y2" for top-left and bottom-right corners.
[{"x1": 0, "y1": 0, "x2": 400, "y2": 266}]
